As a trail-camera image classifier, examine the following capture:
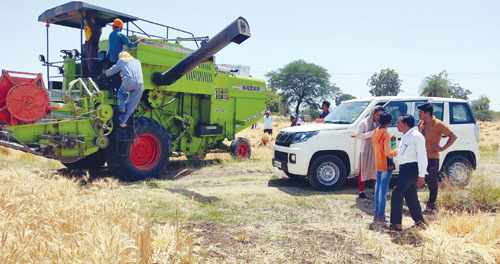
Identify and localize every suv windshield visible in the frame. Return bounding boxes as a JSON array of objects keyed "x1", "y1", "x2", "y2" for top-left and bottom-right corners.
[{"x1": 325, "y1": 101, "x2": 370, "y2": 124}]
